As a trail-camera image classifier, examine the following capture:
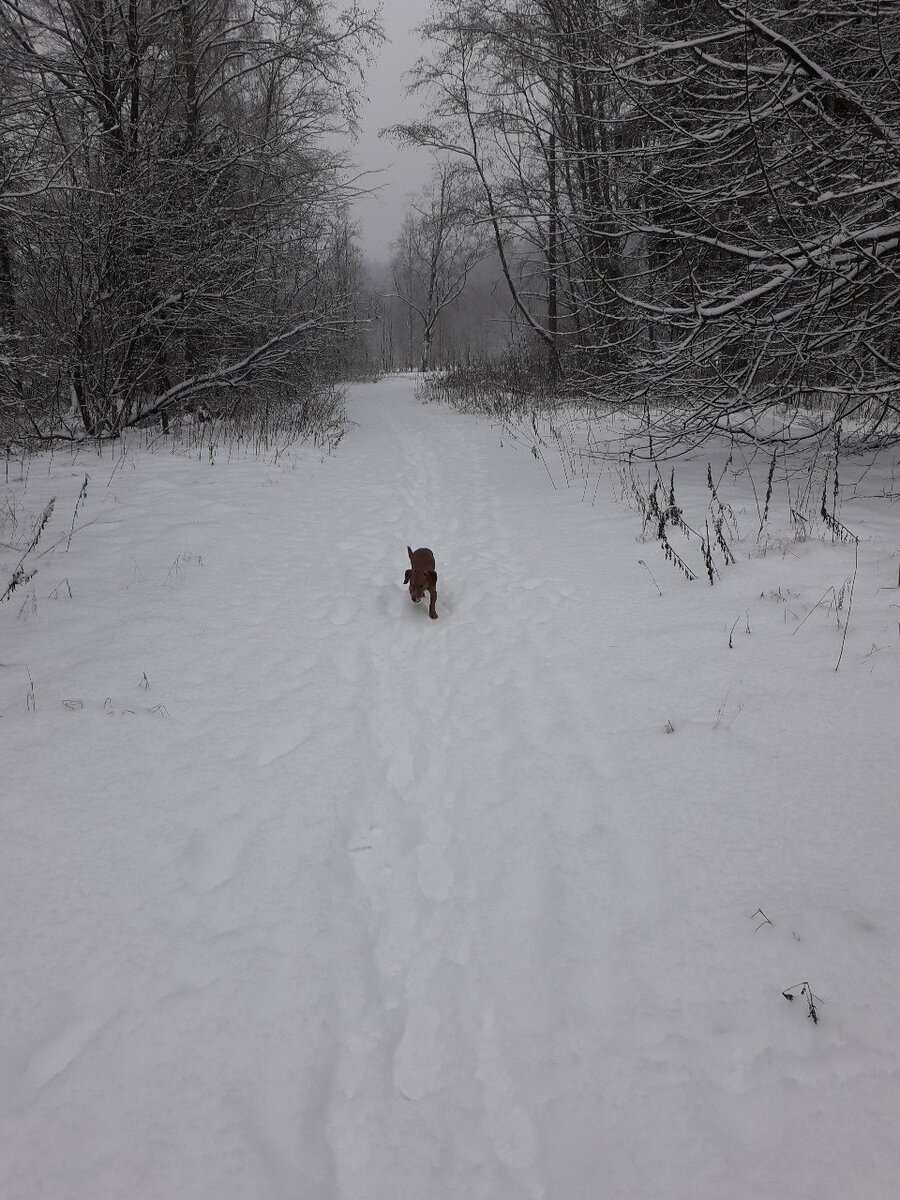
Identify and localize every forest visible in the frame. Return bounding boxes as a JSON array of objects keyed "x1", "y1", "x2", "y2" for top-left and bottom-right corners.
[{"x1": 3, "y1": 0, "x2": 900, "y2": 452}]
